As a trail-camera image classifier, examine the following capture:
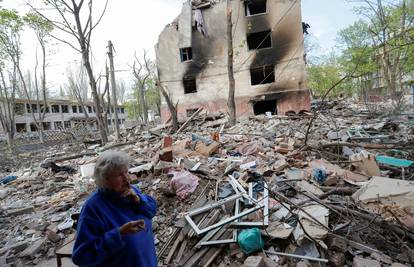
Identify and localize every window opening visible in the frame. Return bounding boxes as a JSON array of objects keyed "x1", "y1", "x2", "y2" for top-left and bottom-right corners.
[{"x1": 247, "y1": 30, "x2": 272, "y2": 50}]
